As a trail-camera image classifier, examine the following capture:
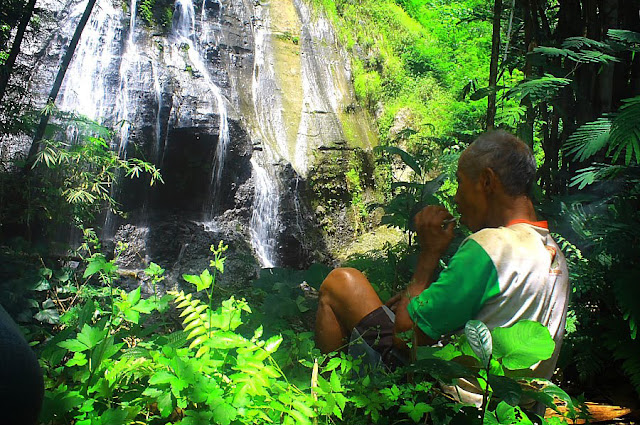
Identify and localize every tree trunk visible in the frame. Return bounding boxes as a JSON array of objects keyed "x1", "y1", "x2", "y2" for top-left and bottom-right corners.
[
  {"x1": 487, "y1": 0, "x2": 502, "y2": 130},
  {"x1": 0, "y1": 0, "x2": 38, "y2": 105},
  {"x1": 516, "y1": 0, "x2": 535, "y2": 146},
  {"x1": 27, "y1": 0, "x2": 97, "y2": 165}
]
